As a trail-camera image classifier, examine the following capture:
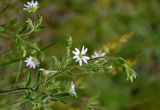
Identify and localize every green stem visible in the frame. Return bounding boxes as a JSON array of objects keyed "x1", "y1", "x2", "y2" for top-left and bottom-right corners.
[
  {"x1": 0, "y1": 65, "x2": 77, "y2": 96},
  {"x1": 16, "y1": 35, "x2": 31, "y2": 45},
  {"x1": 0, "y1": 88, "x2": 30, "y2": 96},
  {"x1": 9, "y1": 99, "x2": 26, "y2": 107},
  {"x1": 18, "y1": 29, "x2": 34, "y2": 36},
  {"x1": 3, "y1": 32, "x2": 16, "y2": 37},
  {"x1": 0, "y1": 57, "x2": 24, "y2": 67},
  {"x1": 0, "y1": 38, "x2": 61, "y2": 67},
  {"x1": 35, "y1": 65, "x2": 78, "y2": 88},
  {"x1": 0, "y1": 49, "x2": 11, "y2": 57},
  {"x1": 0, "y1": 36, "x2": 13, "y2": 40},
  {"x1": 15, "y1": 60, "x2": 23, "y2": 85},
  {"x1": 0, "y1": 99, "x2": 26, "y2": 108}
]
